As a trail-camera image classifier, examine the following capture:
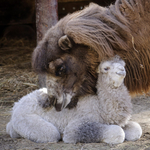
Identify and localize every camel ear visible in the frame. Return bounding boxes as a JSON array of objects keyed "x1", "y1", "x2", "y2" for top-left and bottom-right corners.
[
  {"x1": 32, "y1": 41, "x2": 49, "y2": 73},
  {"x1": 58, "y1": 35, "x2": 72, "y2": 50}
]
